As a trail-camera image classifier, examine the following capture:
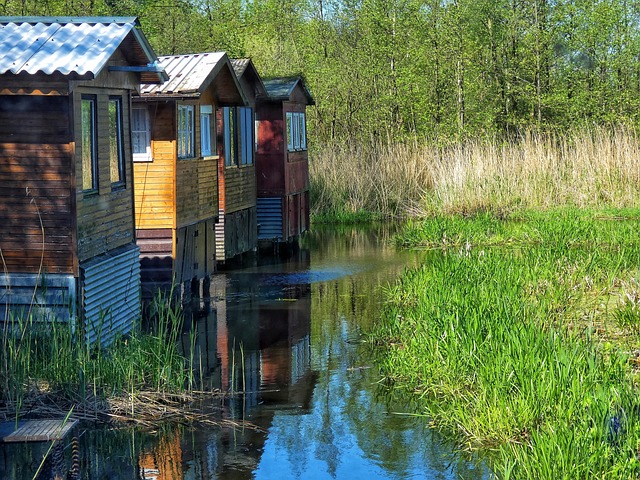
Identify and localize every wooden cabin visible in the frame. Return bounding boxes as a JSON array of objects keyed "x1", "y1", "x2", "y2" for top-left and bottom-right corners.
[
  {"x1": 255, "y1": 77, "x2": 315, "y2": 250},
  {"x1": 212, "y1": 59, "x2": 266, "y2": 264},
  {"x1": 0, "y1": 16, "x2": 167, "y2": 344},
  {"x1": 133, "y1": 52, "x2": 246, "y2": 294}
]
